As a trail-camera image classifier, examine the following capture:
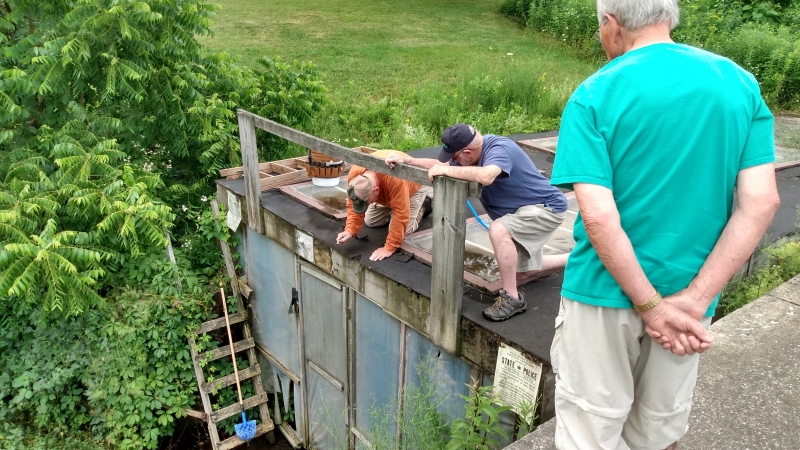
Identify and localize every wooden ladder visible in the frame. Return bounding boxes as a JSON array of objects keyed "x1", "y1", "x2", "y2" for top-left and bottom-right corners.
[
  {"x1": 188, "y1": 309, "x2": 274, "y2": 450},
  {"x1": 186, "y1": 200, "x2": 275, "y2": 450}
]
